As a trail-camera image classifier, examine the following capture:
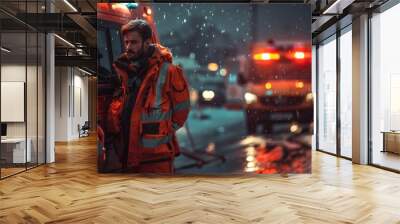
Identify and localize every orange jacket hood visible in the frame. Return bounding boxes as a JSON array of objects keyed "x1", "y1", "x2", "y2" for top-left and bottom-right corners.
[{"x1": 148, "y1": 43, "x2": 173, "y2": 67}]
